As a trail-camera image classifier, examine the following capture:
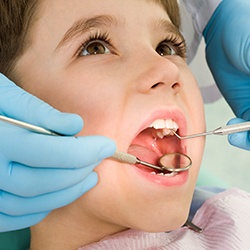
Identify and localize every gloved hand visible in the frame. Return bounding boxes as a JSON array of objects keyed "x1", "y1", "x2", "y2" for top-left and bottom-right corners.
[
  {"x1": 203, "y1": 0, "x2": 250, "y2": 150},
  {"x1": 0, "y1": 73, "x2": 116, "y2": 232},
  {"x1": 227, "y1": 118, "x2": 250, "y2": 150}
]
